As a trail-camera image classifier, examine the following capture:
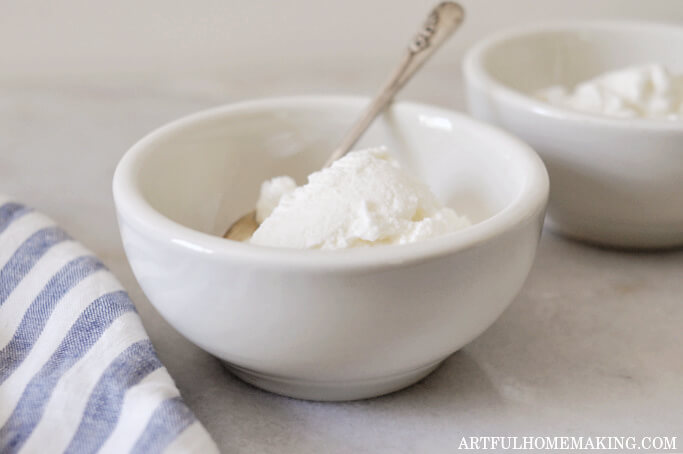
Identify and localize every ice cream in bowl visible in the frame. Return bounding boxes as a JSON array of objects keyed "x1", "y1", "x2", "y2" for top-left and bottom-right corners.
[
  {"x1": 249, "y1": 146, "x2": 472, "y2": 249},
  {"x1": 112, "y1": 96, "x2": 549, "y2": 400}
]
